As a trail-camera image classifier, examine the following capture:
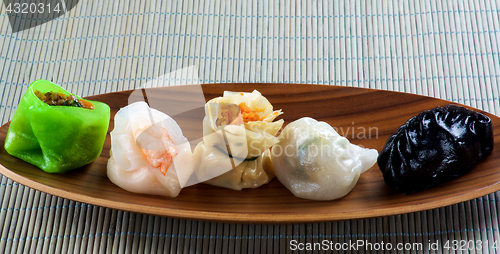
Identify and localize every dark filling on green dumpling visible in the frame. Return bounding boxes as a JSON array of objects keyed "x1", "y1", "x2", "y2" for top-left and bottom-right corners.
[{"x1": 34, "y1": 90, "x2": 94, "y2": 109}]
